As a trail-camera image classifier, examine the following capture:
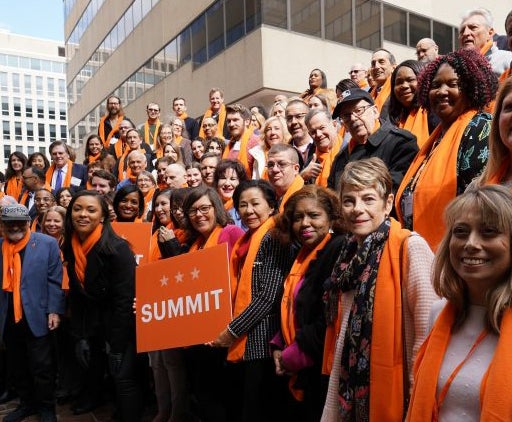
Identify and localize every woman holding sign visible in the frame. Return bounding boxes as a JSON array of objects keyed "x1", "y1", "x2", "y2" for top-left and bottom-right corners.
[
  {"x1": 63, "y1": 191, "x2": 140, "y2": 421},
  {"x1": 208, "y1": 179, "x2": 296, "y2": 422}
]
